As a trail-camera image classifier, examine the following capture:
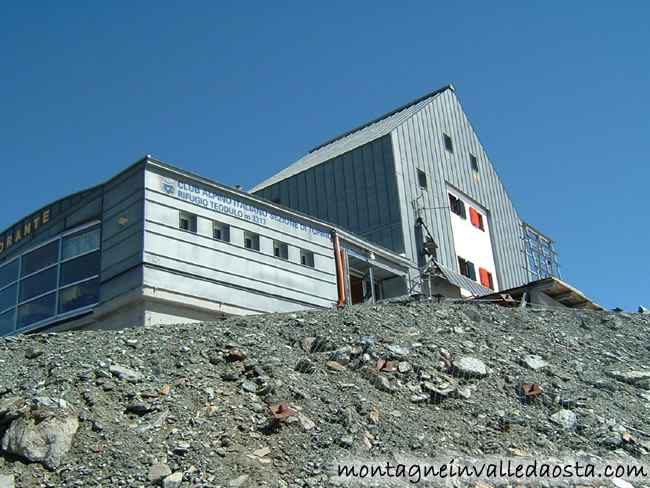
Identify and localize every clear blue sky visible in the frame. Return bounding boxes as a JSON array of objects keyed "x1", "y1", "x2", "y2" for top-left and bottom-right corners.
[{"x1": 1, "y1": 2, "x2": 648, "y2": 311}]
